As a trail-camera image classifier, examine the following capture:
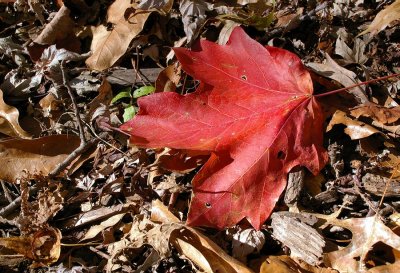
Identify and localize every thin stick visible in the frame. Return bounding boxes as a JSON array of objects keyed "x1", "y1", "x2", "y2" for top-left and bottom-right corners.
[
  {"x1": 315, "y1": 73, "x2": 400, "y2": 98},
  {"x1": 60, "y1": 61, "x2": 87, "y2": 144},
  {"x1": 48, "y1": 134, "x2": 104, "y2": 178},
  {"x1": 0, "y1": 195, "x2": 22, "y2": 217}
]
